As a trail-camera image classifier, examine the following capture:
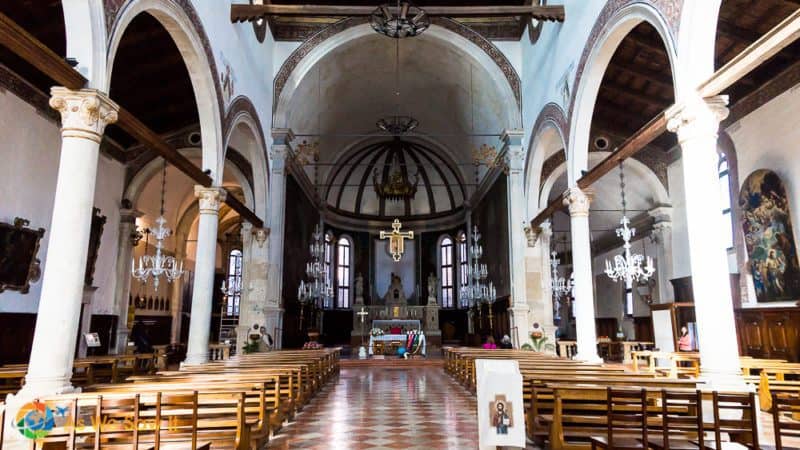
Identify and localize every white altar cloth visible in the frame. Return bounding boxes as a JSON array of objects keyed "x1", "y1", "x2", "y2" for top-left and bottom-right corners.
[{"x1": 369, "y1": 334, "x2": 426, "y2": 356}]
